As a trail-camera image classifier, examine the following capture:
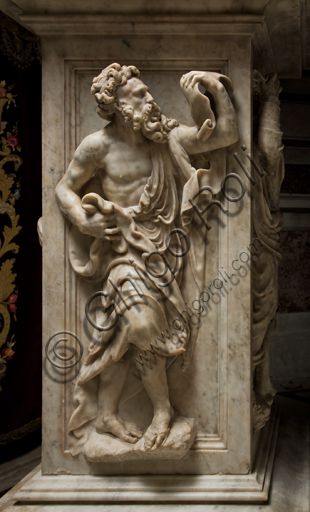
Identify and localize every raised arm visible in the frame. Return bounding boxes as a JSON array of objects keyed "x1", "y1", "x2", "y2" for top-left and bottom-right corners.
[
  {"x1": 254, "y1": 71, "x2": 283, "y2": 171},
  {"x1": 55, "y1": 132, "x2": 116, "y2": 238},
  {"x1": 171, "y1": 71, "x2": 239, "y2": 156}
]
